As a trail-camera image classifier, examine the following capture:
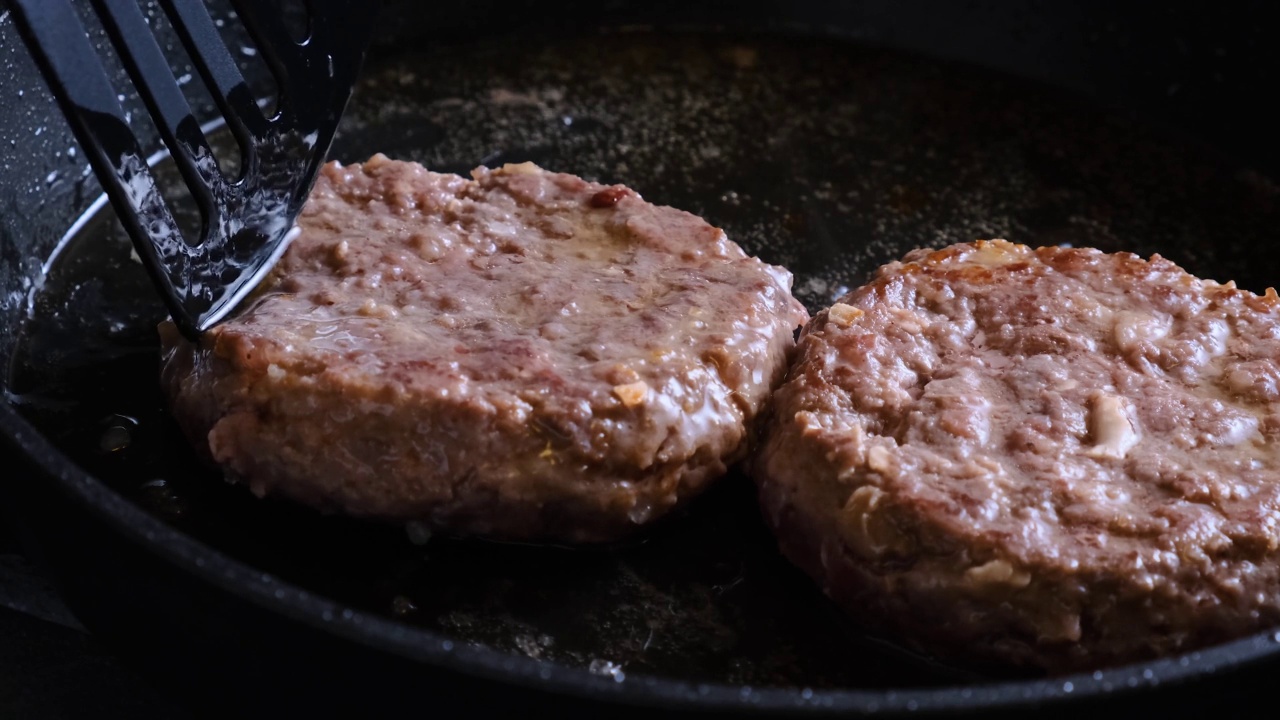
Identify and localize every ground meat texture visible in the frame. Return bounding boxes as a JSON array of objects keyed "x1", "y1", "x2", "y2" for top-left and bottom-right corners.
[
  {"x1": 753, "y1": 239, "x2": 1280, "y2": 673},
  {"x1": 161, "y1": 156, "x2": 807, "y2": 543}
]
